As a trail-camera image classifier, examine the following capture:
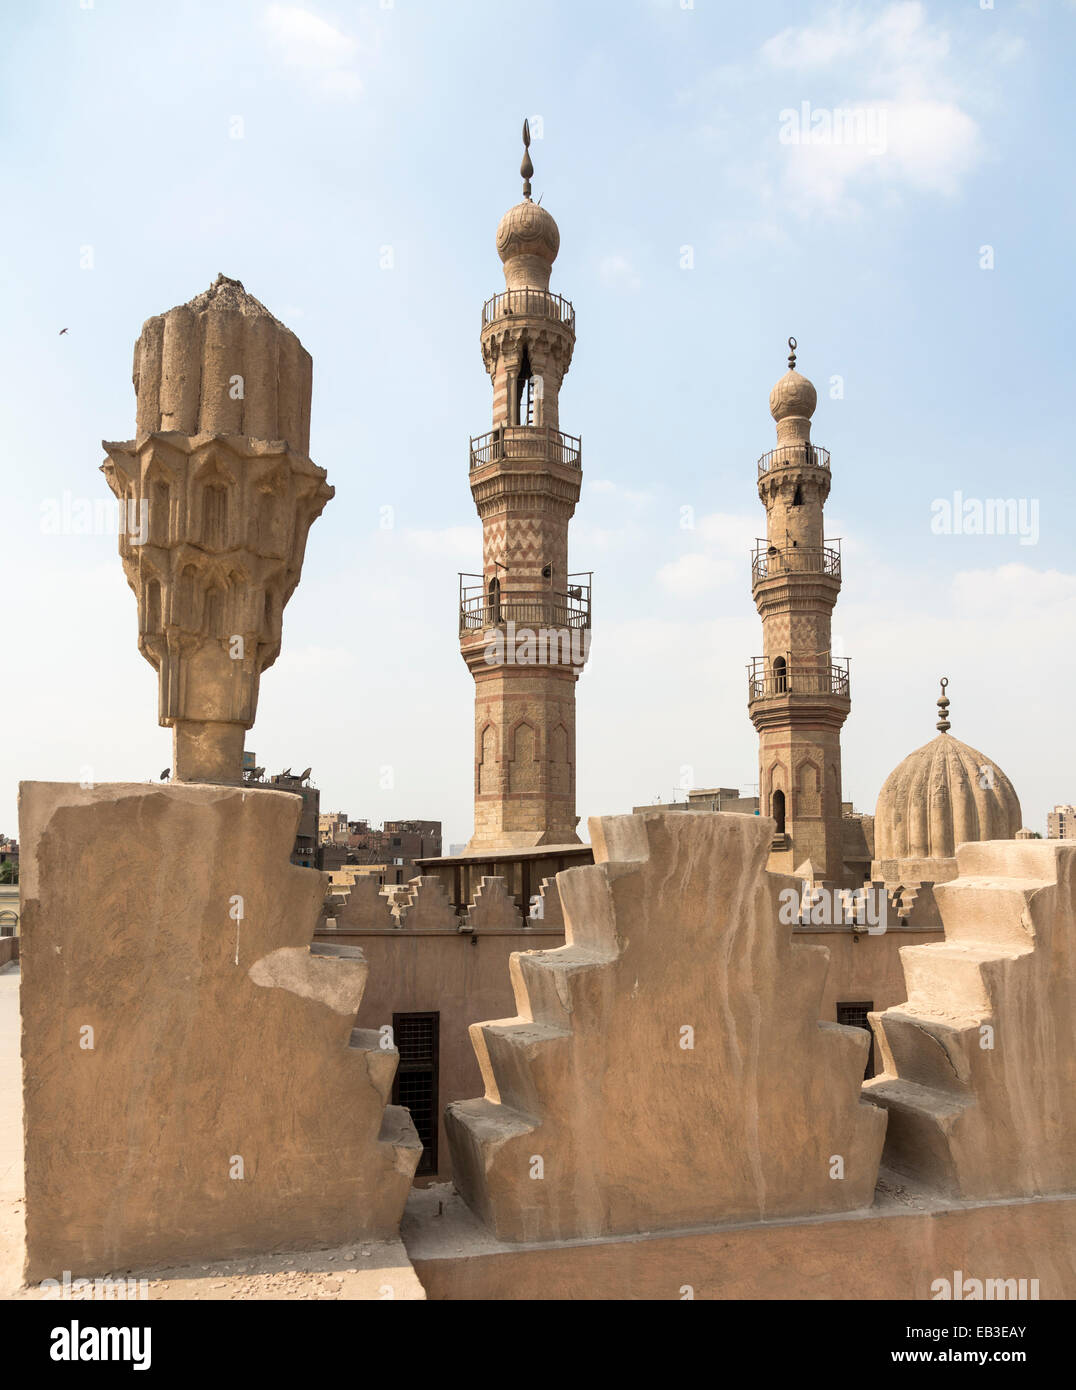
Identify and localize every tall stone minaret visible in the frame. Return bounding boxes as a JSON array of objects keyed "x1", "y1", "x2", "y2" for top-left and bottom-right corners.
[
  {"x1": 749, "y1": 340, "x2": 850, "y2": 884},
  {"x1": 460, "y1": 123, "x2": 589, "y2": 851}
]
